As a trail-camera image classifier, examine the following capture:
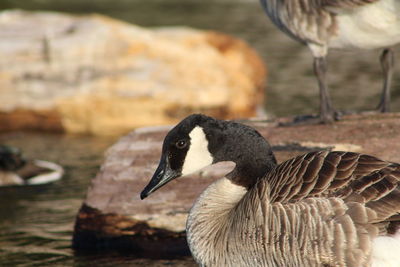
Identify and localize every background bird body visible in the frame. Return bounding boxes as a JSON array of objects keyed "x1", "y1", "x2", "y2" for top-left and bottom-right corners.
[
  {"x1": 261, "y1": 0, "x2": 400, "y2": 54},
  {"x1": 260, "y1": 0, "x2": 400, "y2": 121},
  {"x1": 329, "y1": 0, "x2": 400, "y2": 51},
  {"x1": 0, "y1": 145, "x2": 64, "y2": 186}
]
